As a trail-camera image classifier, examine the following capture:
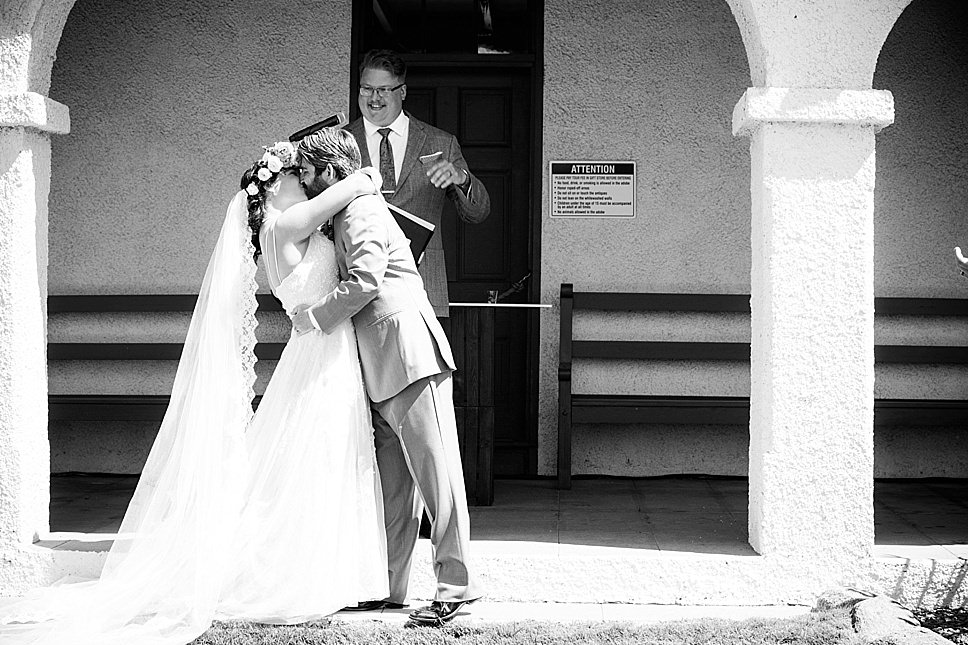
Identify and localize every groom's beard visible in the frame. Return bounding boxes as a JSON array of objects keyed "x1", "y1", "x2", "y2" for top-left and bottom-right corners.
[{"x1": 302, "y1": 173, "x2": 332, "y2": 199}]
